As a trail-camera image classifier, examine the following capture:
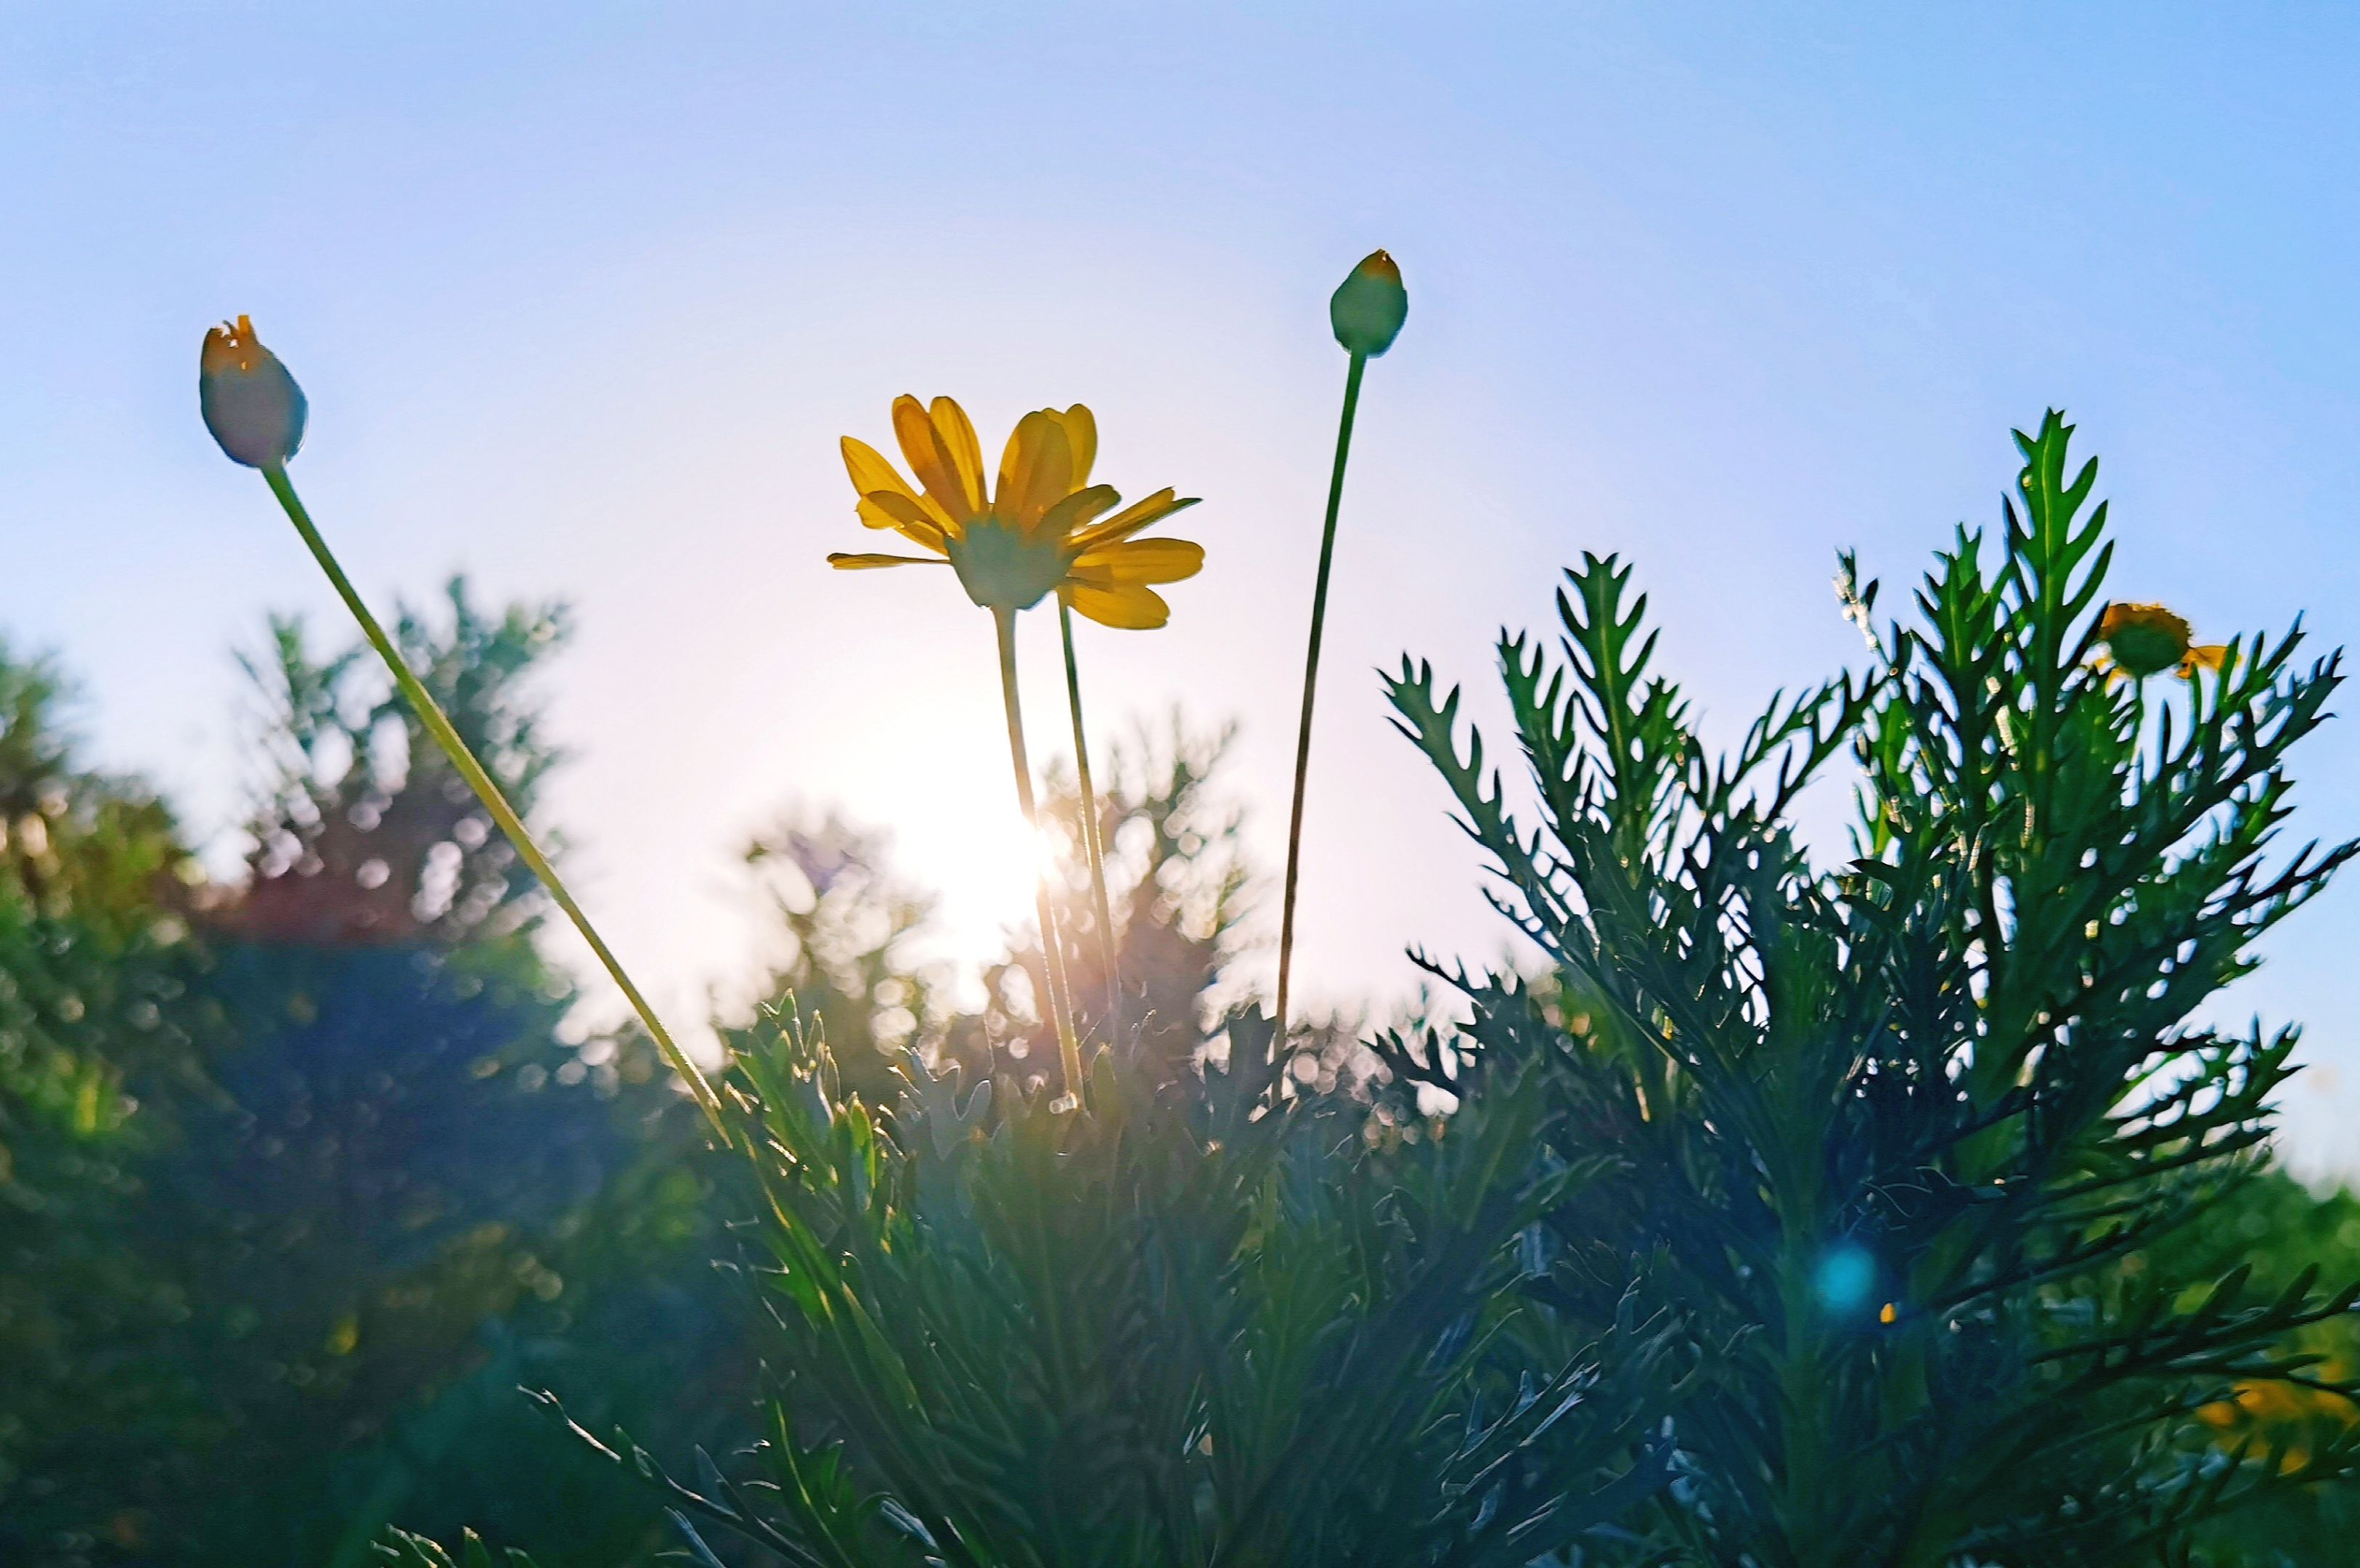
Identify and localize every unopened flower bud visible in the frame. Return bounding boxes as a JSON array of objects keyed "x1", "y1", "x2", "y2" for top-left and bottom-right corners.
[
  {"x1": 1330, "y1": 250, "x2": 1408, "y2": 357},
  {"x1": 200, "y1": 314, "x2": 308, "y2": 468}
]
